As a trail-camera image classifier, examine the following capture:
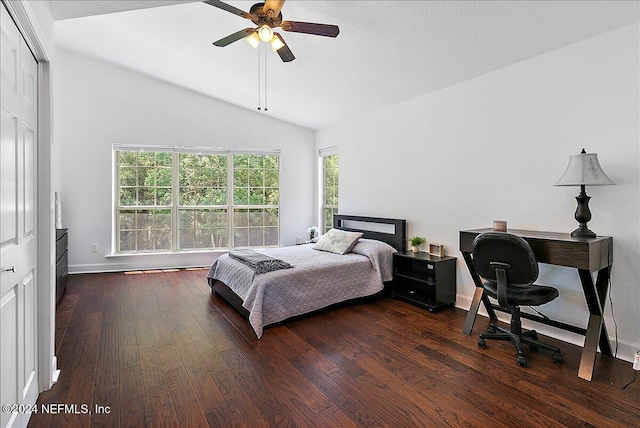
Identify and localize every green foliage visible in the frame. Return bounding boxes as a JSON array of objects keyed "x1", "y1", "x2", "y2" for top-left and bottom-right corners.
[
  {"x1": 118, "y1": 151, "x2": 173, "y2": 206},
  {"x1": 179, "y1": 153, "x2": 227, "y2": 206},
  {"x1": 324, "y1": 154, "x2": 338, "y2": 169},
  {"x1": 323, "y1": 154, "x2": 339, "y2": 207},
  {"x1": 117, "y1": 208, "x2": 172, "y2": 252},
  {"x1": 409, "y1": 236, "x2": 426, "y2": 246},
  {"x1": 233, "y1": 154, "x2": 279, "y2": 206},
  {"x1": 323, "y1": 208, "x2": 338, "y2": 234},
  {"x1": 178, "y1": 208, "x2": 229, "y2": 249}
]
